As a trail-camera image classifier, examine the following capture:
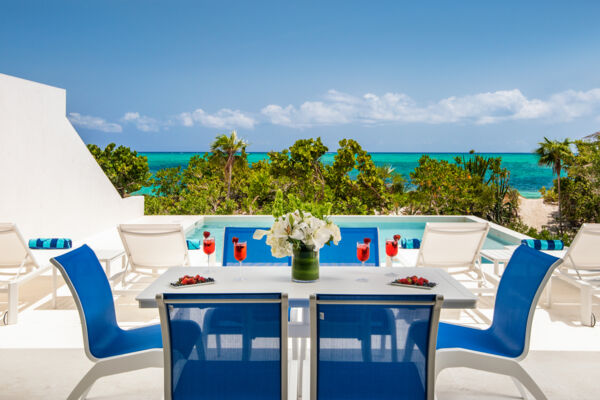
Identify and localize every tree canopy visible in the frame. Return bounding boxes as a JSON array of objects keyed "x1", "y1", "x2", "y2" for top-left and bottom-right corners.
[{"x1": 87, "y1": 143, "x2": 150, "y2": 197}]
